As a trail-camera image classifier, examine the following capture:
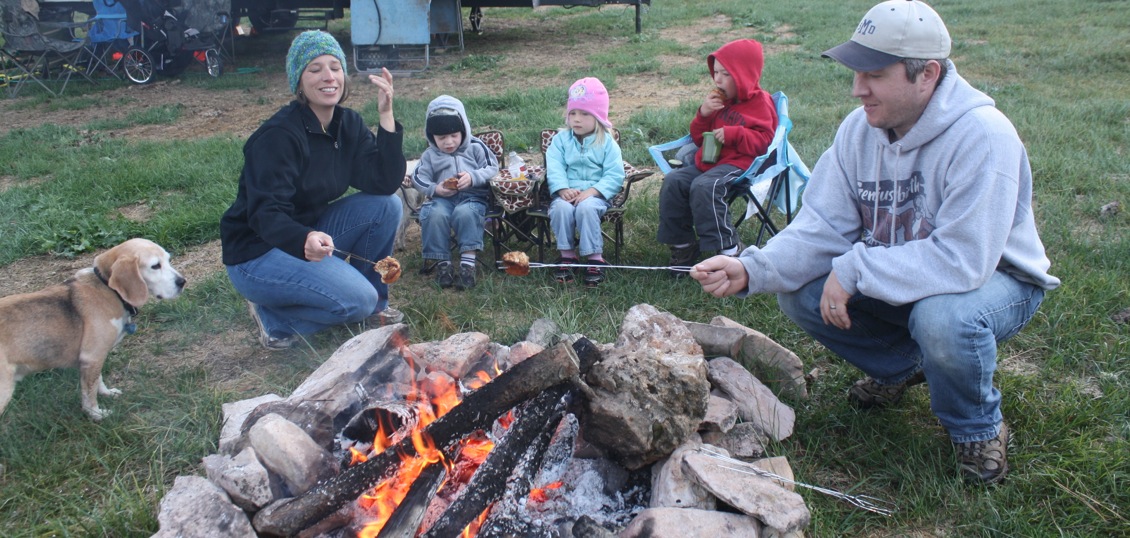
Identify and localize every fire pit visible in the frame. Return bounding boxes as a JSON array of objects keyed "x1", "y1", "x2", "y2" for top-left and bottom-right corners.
[{"x1": 153, "y1": 304, "x2": 817, "y2": 537}]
